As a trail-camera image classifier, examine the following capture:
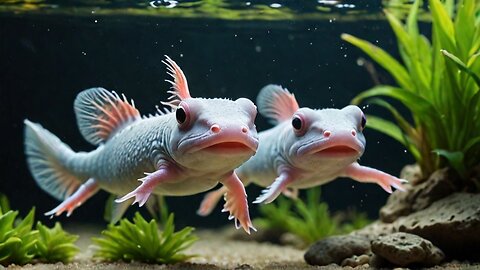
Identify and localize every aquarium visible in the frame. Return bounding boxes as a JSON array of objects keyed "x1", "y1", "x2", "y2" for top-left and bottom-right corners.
[{"x1": 1, "y1": 0, "x2": 479, "y2": 269}]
